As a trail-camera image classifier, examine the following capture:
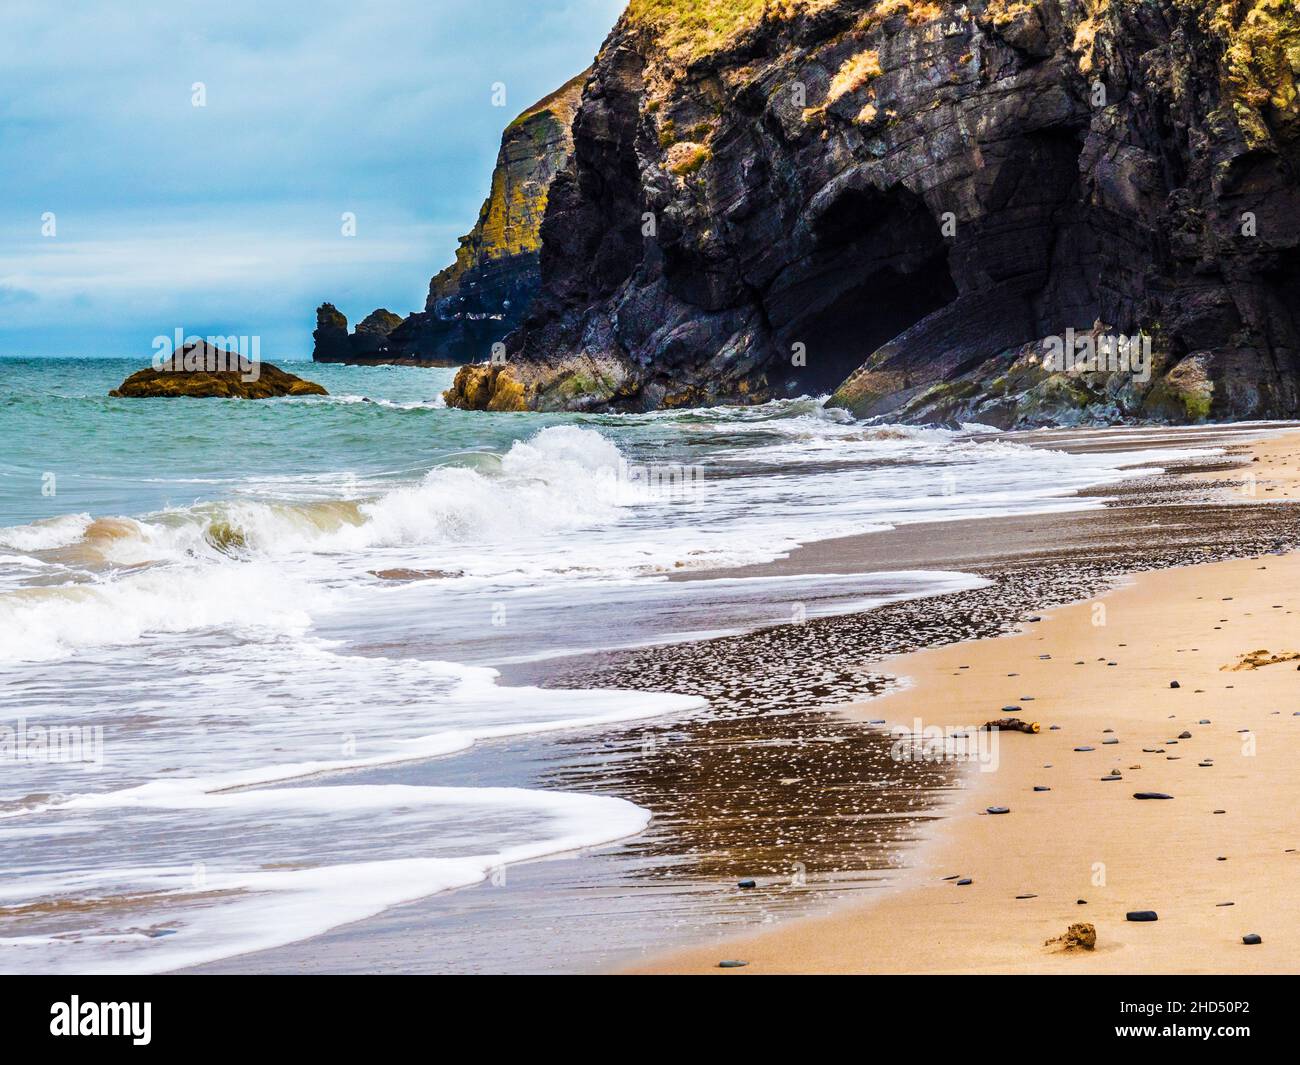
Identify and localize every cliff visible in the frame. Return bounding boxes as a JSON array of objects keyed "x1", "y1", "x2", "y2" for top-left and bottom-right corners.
[
  {"x1": 445, "y1": 0, "x2": 1300, "y2": 426},
  {"x1": 313, "y1": 71, "x2": 588, "y2": 365}
]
